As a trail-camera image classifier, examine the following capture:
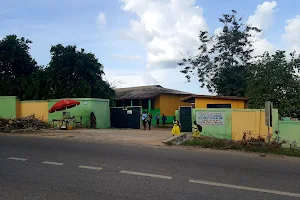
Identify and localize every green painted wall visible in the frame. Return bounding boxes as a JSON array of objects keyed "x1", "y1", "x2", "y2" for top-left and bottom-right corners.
[
  {"x1": 192, "y1": 109, "x2": 232, "y2": 140},
  {"x1": 48, "y1": 98, "x2": 110, "y2": 128},
  {"x1": 141, "y1": 108, "x2": 175, "y2": 124},
  {"x1": 164, "y1": 115, "x2": 175, "y2": 124},
  {"x1": 0, "y1": 96, "x2": 18, "y2": 118},
  {"x1": 175, "y1": 110, "x2": 179, "y2": 120},
  {"x1": 90, "y1": 99, "x2": 110, "y2": 128},
  {"x1": 272, "y1": 109, "x2": 279, "y2": 134},
  {"x1": 278, "y1": 121, "x2": 300, "y2": 145}
]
